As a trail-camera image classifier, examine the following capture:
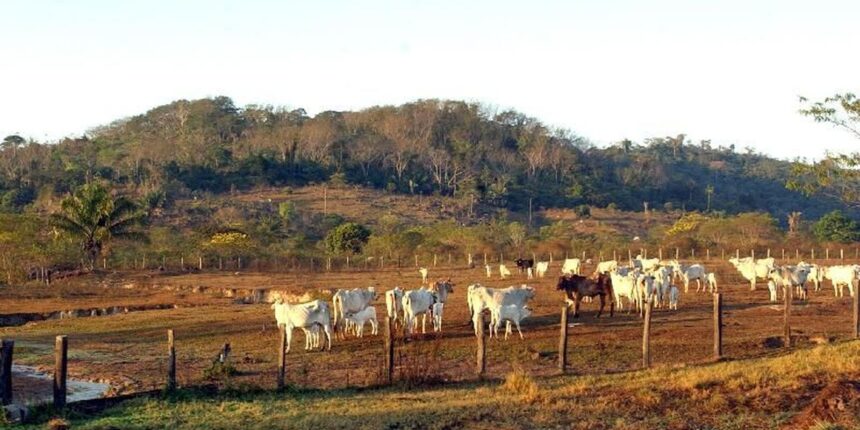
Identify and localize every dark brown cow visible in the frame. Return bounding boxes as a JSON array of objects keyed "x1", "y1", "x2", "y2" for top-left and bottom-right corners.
[{"x1": 556, "y1": 274, "x2": 615, "y2": 318}]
